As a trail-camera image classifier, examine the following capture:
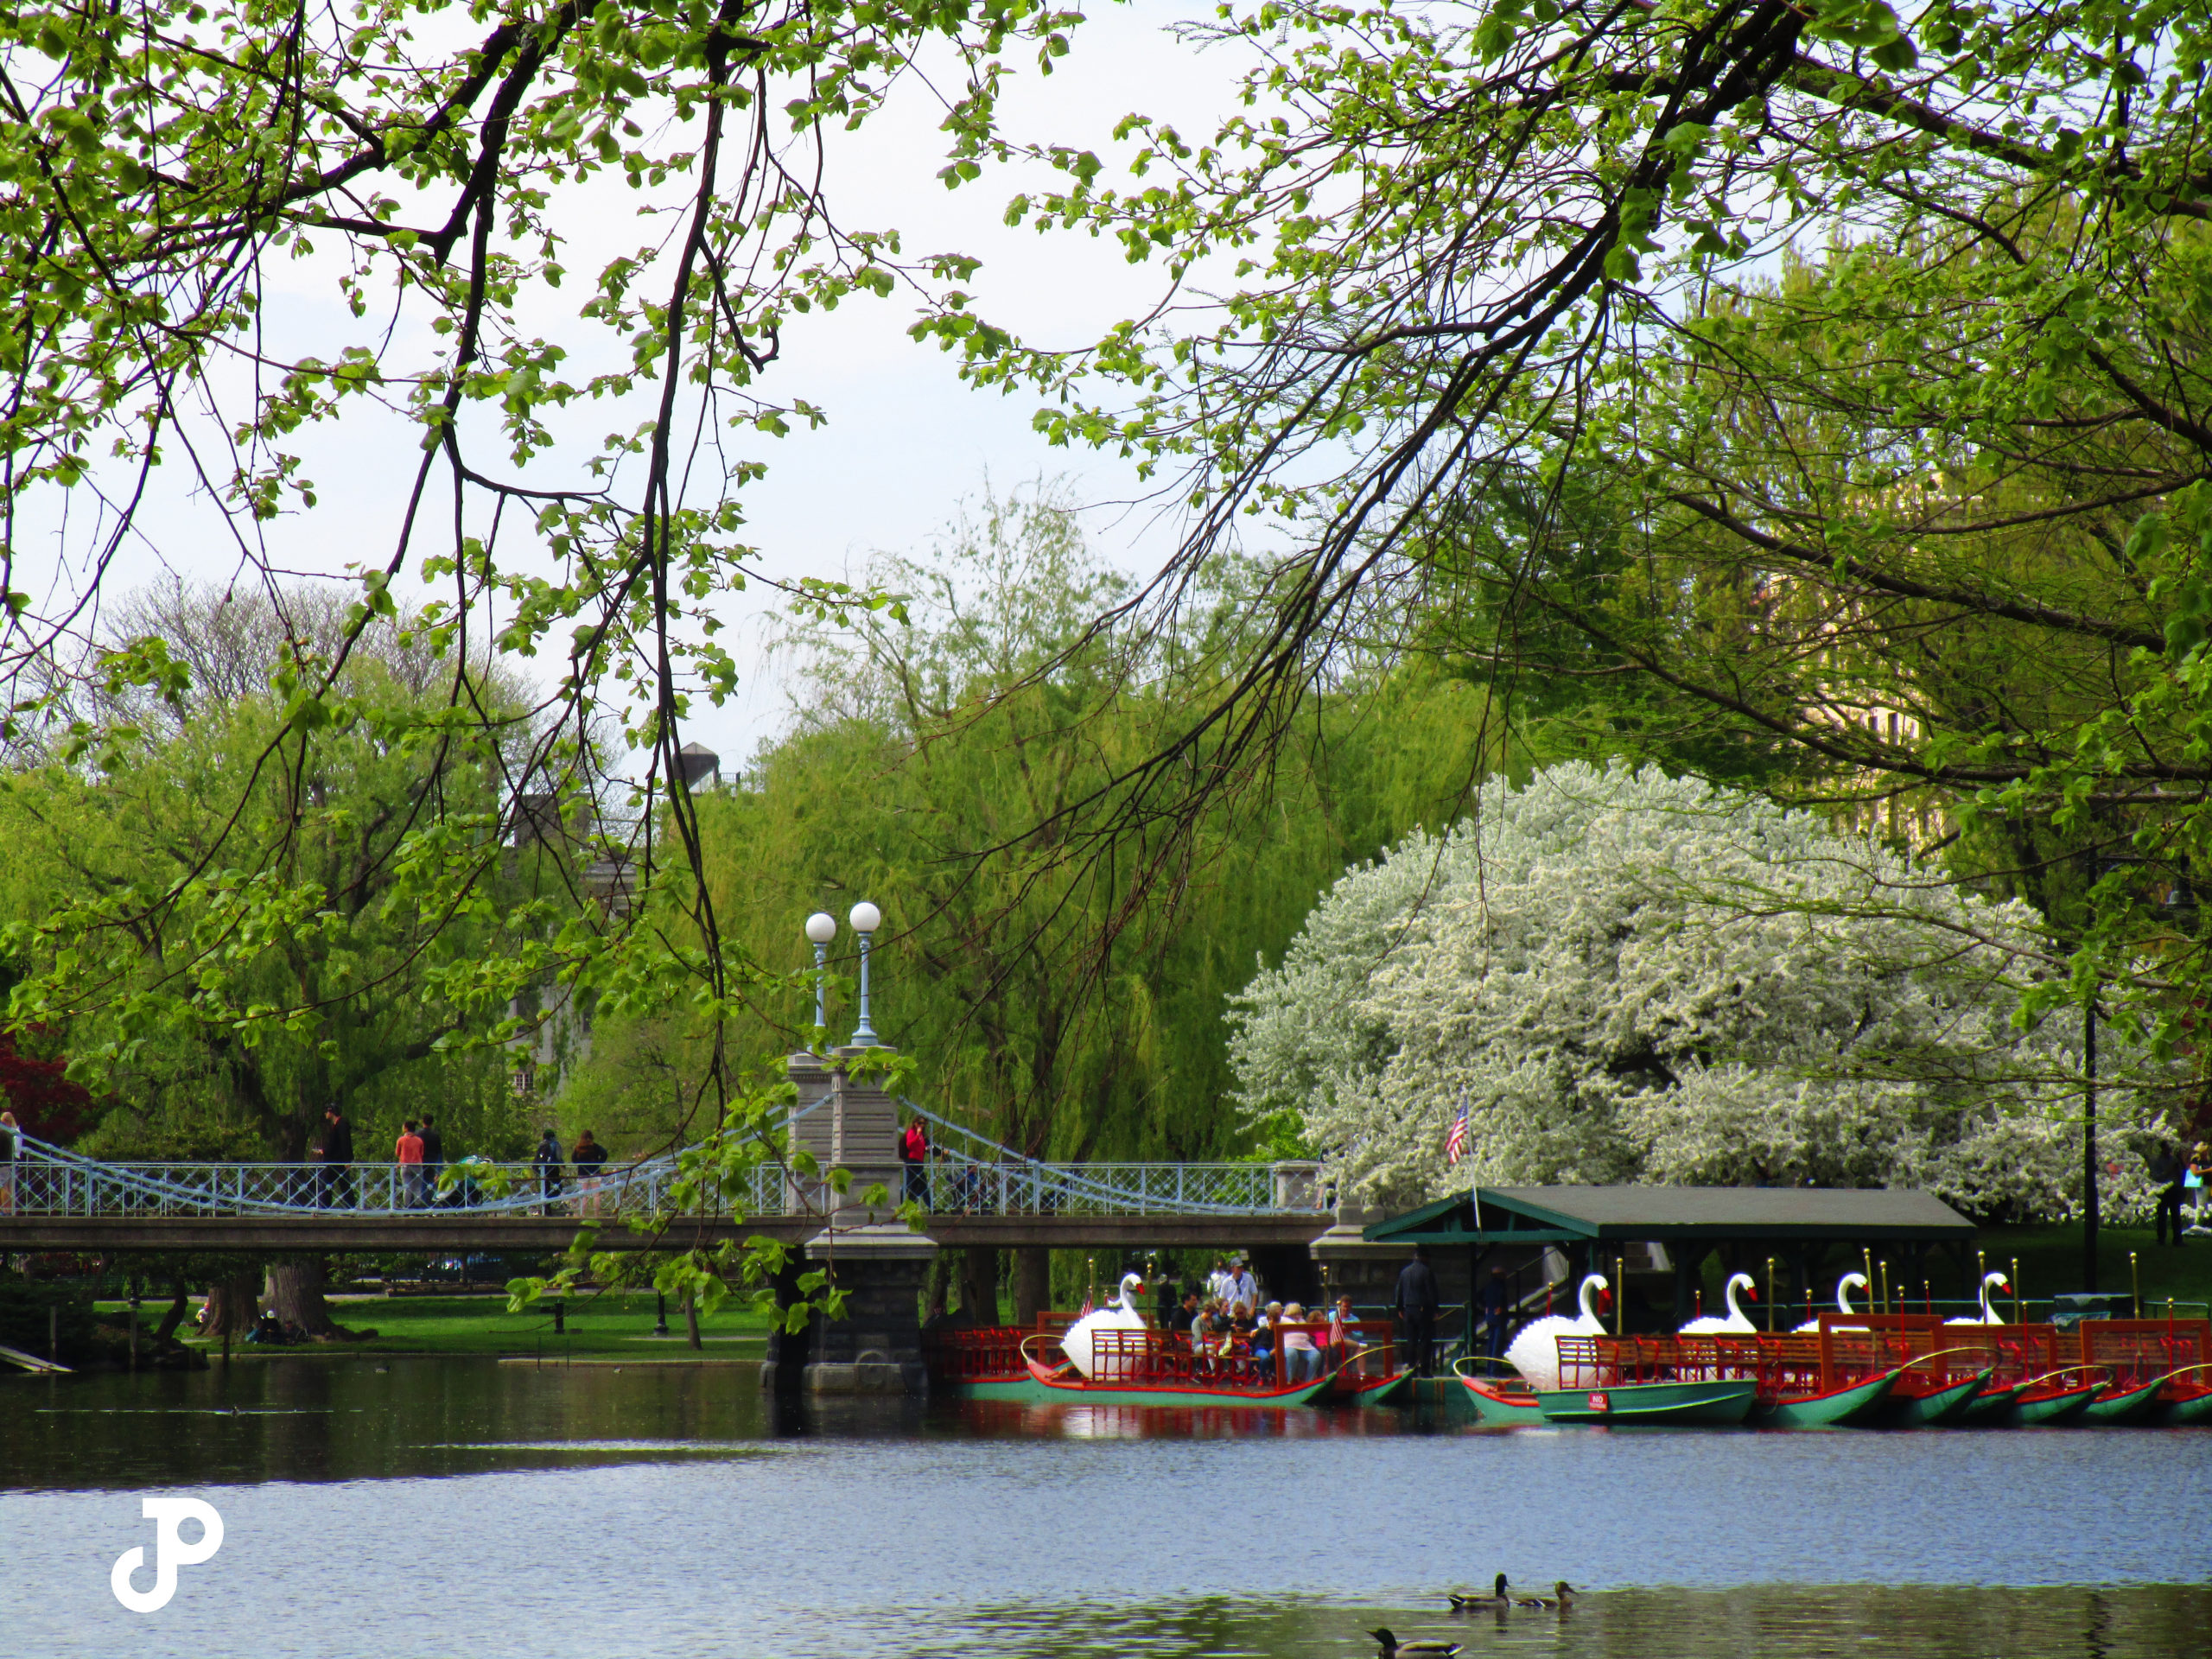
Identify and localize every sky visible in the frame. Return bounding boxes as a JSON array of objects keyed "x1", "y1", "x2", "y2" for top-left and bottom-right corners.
[{"x1": 16, "y1": 0, "x2": 1267, "y2": 772}]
